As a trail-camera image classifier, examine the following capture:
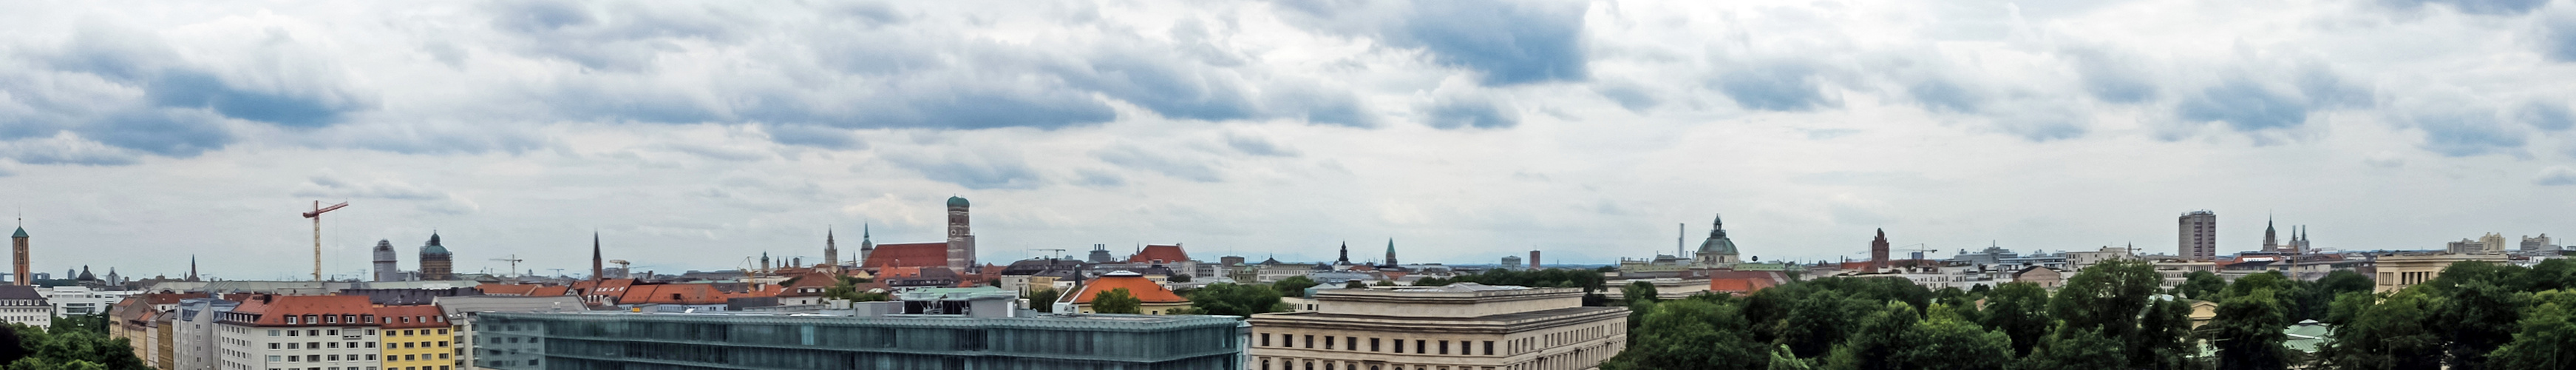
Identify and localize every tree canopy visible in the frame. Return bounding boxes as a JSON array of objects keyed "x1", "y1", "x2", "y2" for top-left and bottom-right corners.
[{"x1": 1092, "y1": 288, "x2": 1142, "y2": 314}]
